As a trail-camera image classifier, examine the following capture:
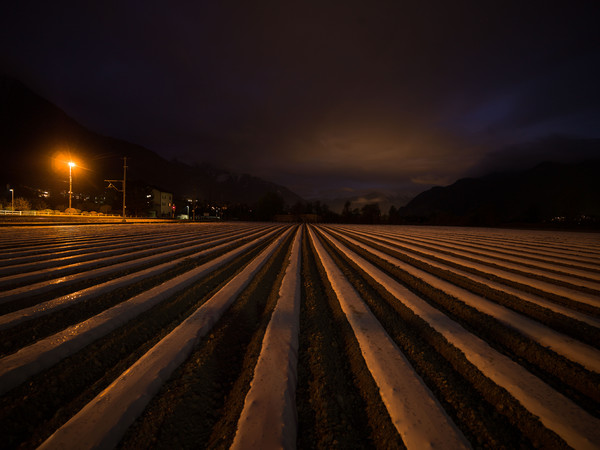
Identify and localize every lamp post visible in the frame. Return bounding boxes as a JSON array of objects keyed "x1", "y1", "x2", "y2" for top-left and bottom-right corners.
[
  {"x1": 68, "y1": 162, "x2": 75, "y2": 211},
  {"x1": 9, "y1": 188, "x2": 14, "y2": 211}
]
